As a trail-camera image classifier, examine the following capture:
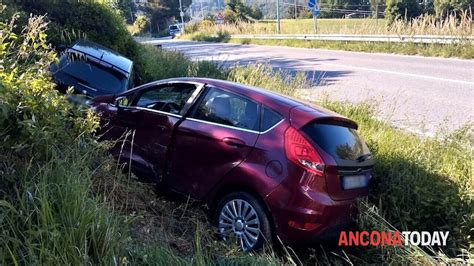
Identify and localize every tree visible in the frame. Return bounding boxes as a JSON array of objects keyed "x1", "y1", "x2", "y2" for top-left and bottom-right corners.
[
  {"x1": 144, "y1": 0, "x2": 192, "y2": 34},
  {"x1": 434, "y1": 0, "x2": 472, "y2": 18},
  {"x1": 385, "y1": 0, "x2": 422, "y2": 23},
  {"x1": 130, "y1": 14, "x2": 150, "y2": 35},
  {"x1": 251, "y1": 4, "x2": 264, "y2": 19},
  {"x1": 112, "y1": 0, "x2": 137, "y2": 23},
  {"x1": 224, "y1": 0, "x2": 261, "y2": 22},
  {"x1": 287, "y1": 5, "x2": 311, "y2": 18}
]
